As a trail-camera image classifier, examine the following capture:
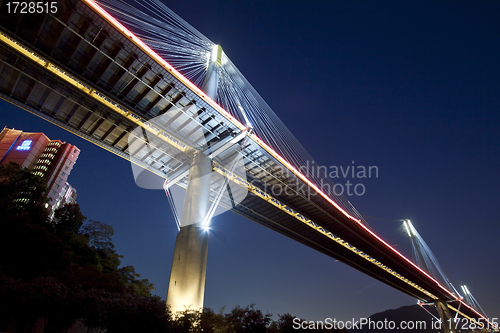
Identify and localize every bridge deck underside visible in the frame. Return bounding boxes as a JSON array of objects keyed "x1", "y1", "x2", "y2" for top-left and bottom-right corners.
[{"x1": 0, "y1": 0, "x2": 483, "y2": 321}]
